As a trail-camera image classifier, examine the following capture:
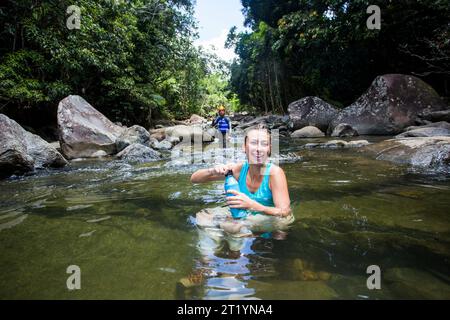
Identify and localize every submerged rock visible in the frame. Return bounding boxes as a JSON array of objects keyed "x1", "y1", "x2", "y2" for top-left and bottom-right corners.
[
  {"x1": 361, "y1": 136, "x2": 450, "y2": 170},
  {"x1": 57, "y1": 95, "x2": 125, "y2": 159},
  {"x1": 248, "y1": 279, "x2": 339, "y2": 300},
  {"x1": 0, "y1": 114, "x2": 67, "y2": 178},
  {"x1": 291, "y1": 126, "x2": 325, "y2": 138},
  {"x1": 288, "y1": 96, "x2": 338, "y2": 132},
  {"x1": 116, "y1": 143, "x2": 161, "y2": 162},
  {"x1": 384, "y1": 268, "x2": 450, "y2": 299},
  {"x1": 329, "y1": 74, "x2": 447, "y2": 135}
]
